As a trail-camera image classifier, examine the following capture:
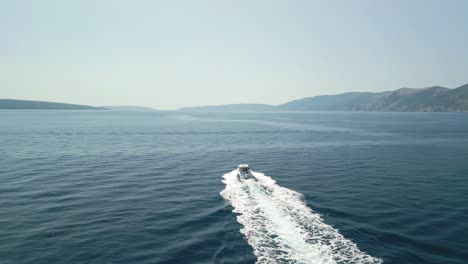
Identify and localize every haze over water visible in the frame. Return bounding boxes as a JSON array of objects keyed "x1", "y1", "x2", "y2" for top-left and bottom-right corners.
[{"x1": 1, "y1": 110, "x2": 467, "y2": 263}]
